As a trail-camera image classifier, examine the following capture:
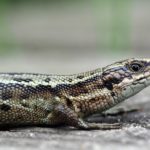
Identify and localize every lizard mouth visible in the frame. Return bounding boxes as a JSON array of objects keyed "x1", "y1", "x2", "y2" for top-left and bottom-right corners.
[
  {"x1": 135, "y1": 71, "x2": 150, "y2": 87},
  {"x1": 144, "y1": 74, "x2": 150, "y2": 87}
]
